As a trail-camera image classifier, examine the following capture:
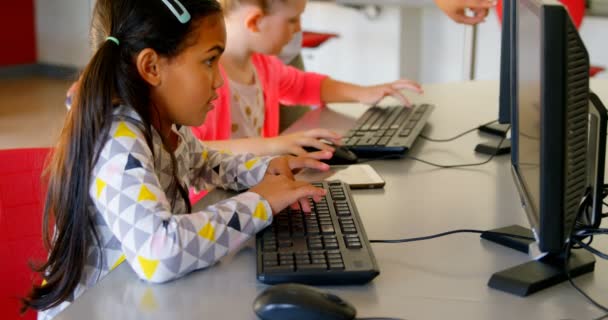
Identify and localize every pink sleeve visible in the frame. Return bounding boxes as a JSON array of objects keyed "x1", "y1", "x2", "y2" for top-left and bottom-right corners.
[{"x1": 268, "y1": 56, "x2": 327, "y2": 107}]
